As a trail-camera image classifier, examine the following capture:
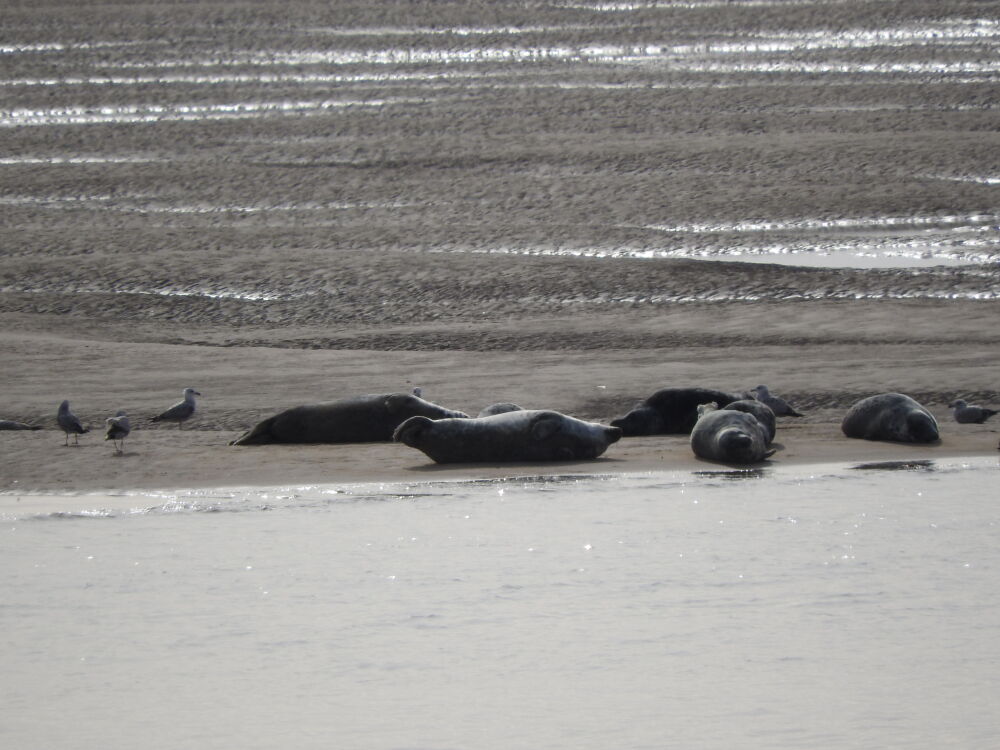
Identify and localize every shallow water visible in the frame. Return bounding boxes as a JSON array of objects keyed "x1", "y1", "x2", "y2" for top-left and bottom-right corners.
[{"x1": 3, "y1": 457, "x2": 998, "y2": 749}]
